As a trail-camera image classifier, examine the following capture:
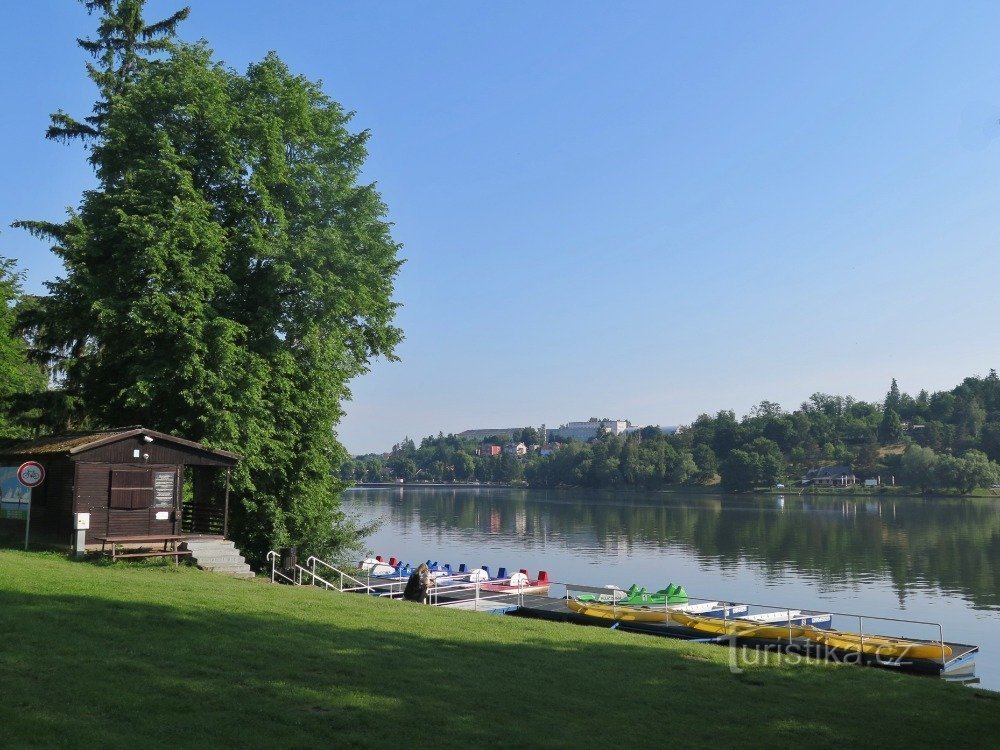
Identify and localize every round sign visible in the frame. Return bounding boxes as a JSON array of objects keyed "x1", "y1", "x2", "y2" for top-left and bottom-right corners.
[{"x1": 17, "y1": 461, "x2": 45, "y2": 488}]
